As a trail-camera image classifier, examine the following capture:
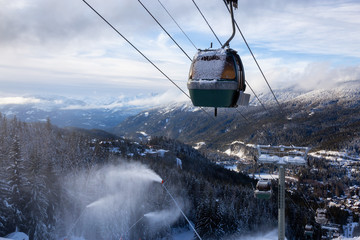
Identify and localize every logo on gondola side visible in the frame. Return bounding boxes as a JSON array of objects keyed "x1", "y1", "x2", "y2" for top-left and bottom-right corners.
[{"x1": 200, "y1": 55, "x2": 221, "y2": 61}]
